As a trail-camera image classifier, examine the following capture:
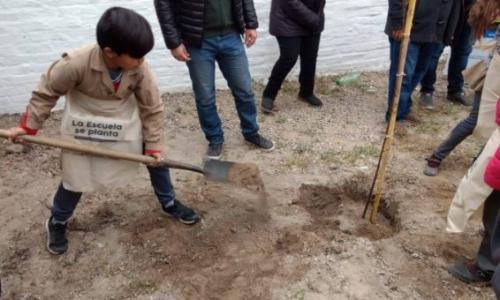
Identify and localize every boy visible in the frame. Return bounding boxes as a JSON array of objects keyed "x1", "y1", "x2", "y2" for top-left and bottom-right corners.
[{"x1": 7, "y1": 7, "x2": 200, "y2": 255}]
